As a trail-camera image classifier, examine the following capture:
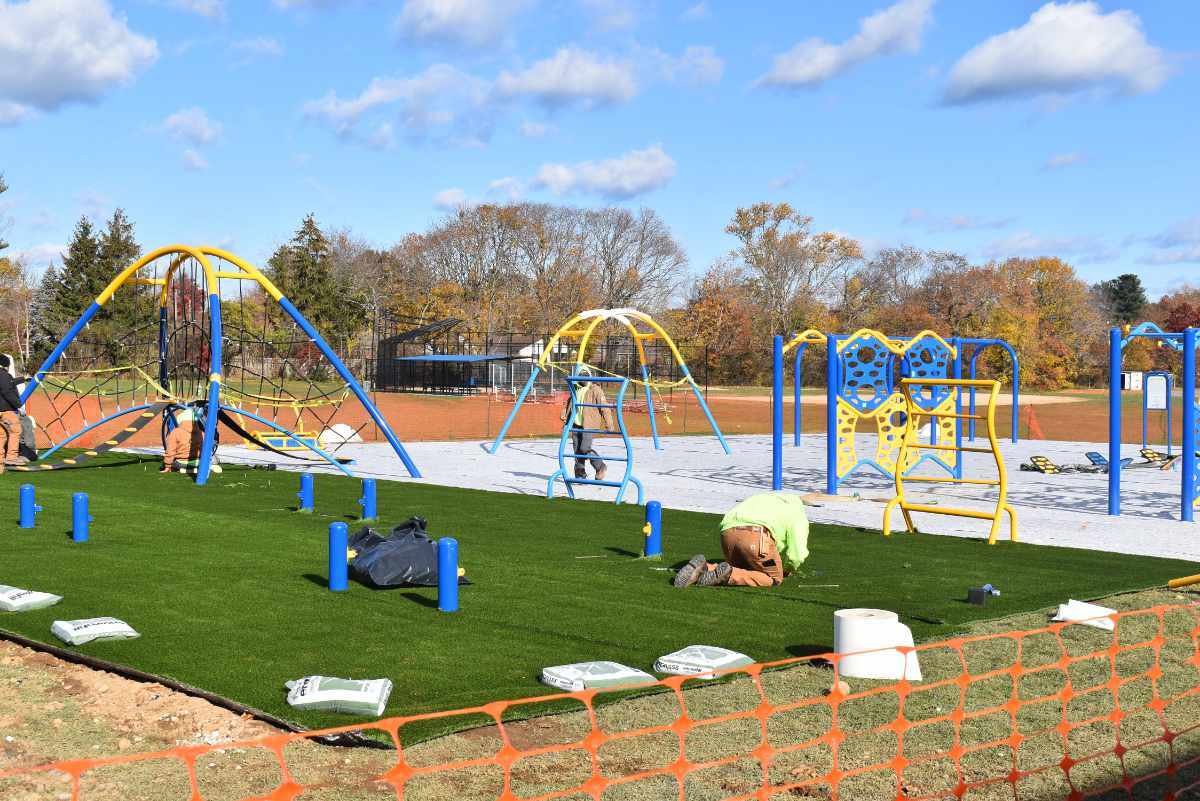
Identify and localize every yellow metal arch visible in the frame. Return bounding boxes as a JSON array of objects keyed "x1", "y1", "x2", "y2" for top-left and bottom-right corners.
[{"x1": 537, "y1": 308, "x2": 697, "y2": 387}]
